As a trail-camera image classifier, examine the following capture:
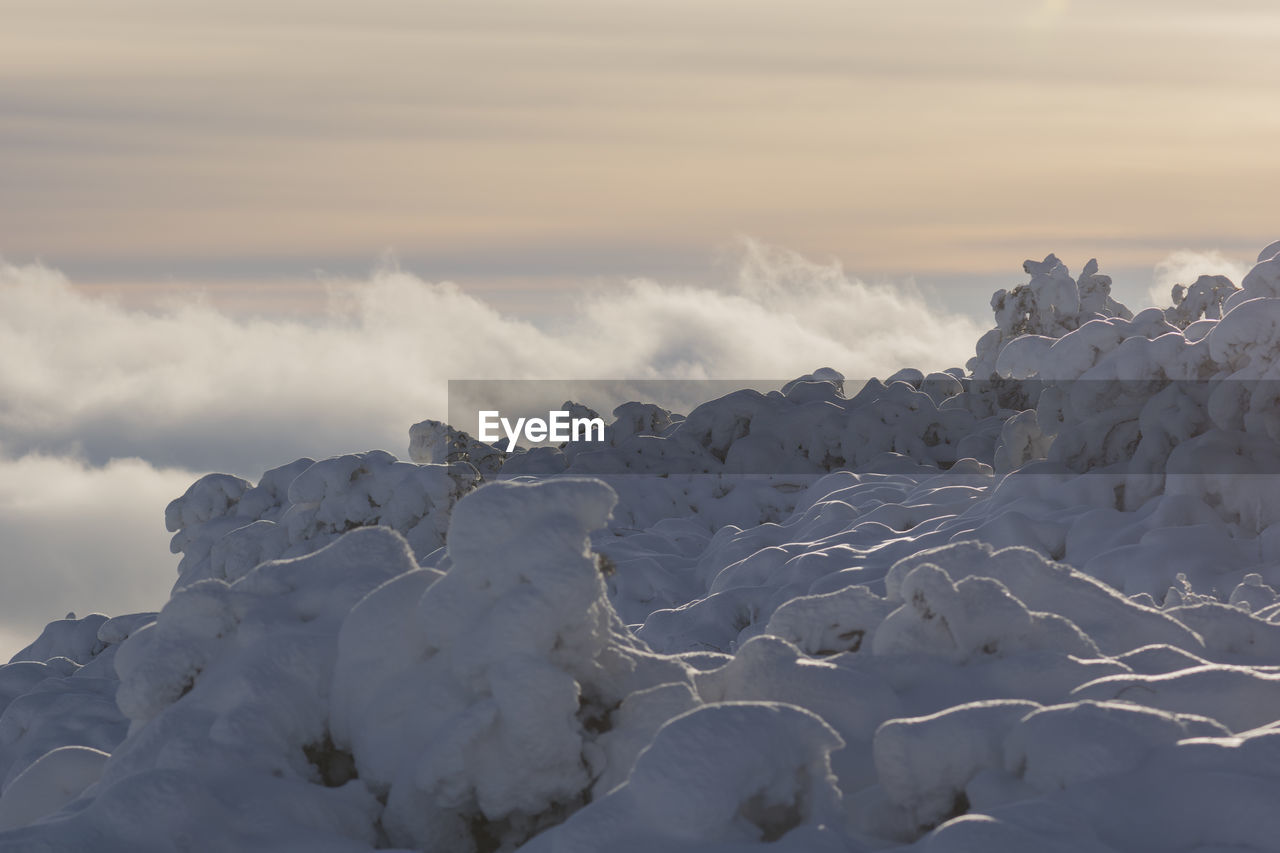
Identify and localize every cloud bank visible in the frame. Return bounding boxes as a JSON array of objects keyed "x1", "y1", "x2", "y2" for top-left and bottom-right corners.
[
  {"x1": 2, "y1": 243, "x2": 982, "y2": 475},
  {"x1": 0, "y1": 454, "x2": 198, "y2": 654}
]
